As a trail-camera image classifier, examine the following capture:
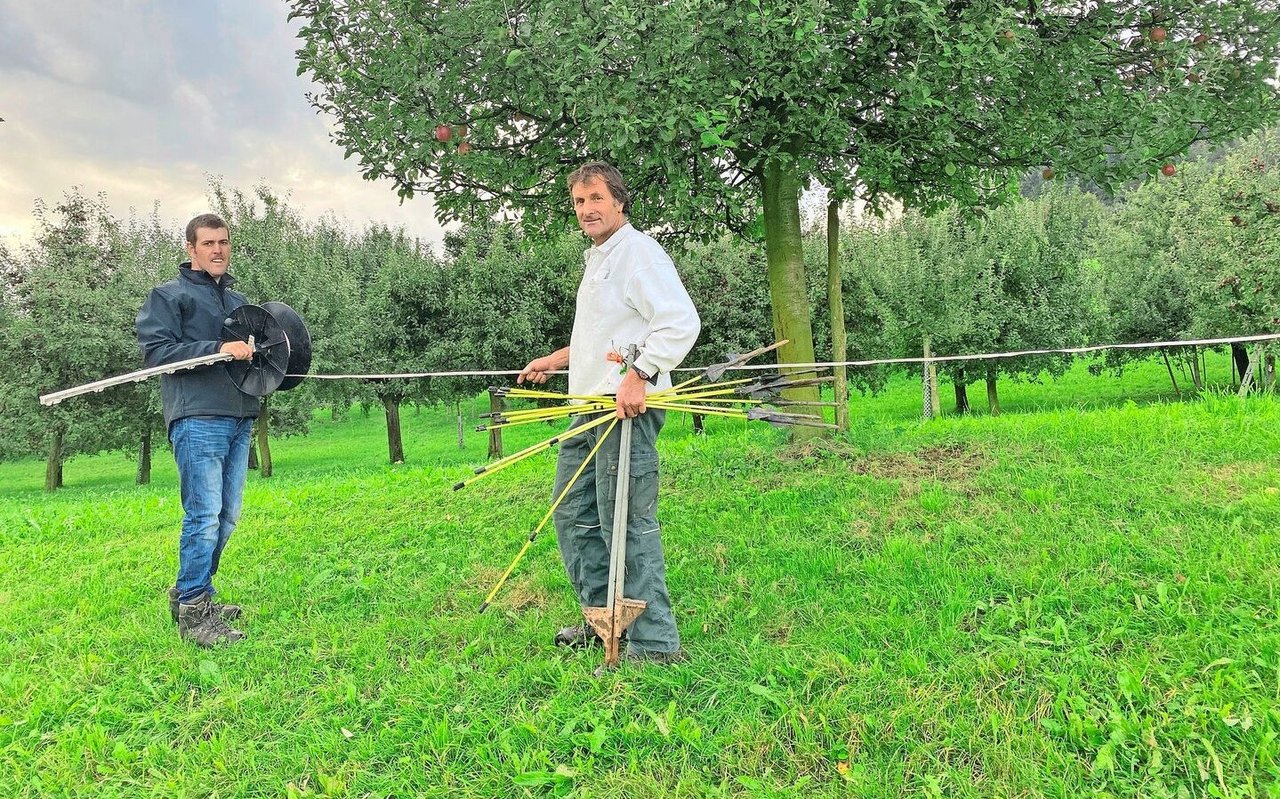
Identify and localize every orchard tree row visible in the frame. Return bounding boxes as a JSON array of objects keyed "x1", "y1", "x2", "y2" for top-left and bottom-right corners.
[{"x1": 1, "y1": 125, "x2": 1278, "y2": 488}]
